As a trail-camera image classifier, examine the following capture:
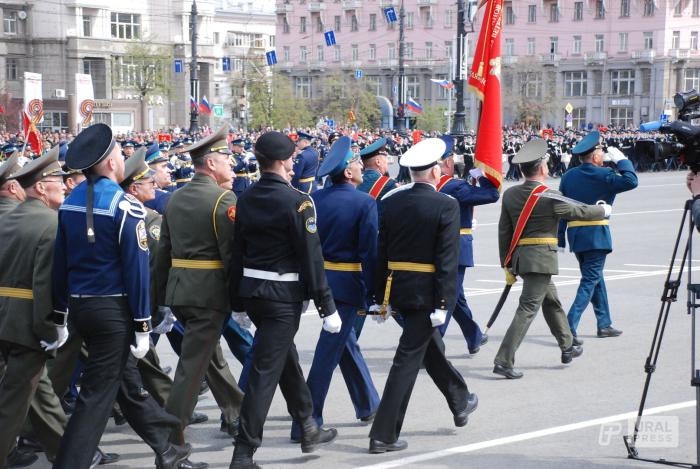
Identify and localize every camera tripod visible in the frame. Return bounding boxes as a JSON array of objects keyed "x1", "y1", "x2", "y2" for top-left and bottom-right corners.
[{"x1": 623, "y1": 199, "x2": 700, "y2": 468}]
